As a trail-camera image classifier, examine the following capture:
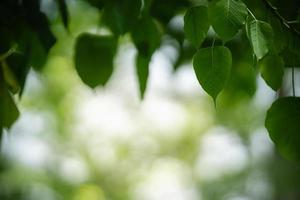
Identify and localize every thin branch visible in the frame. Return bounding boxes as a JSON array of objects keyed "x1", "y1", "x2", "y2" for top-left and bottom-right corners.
[
  {"x1": 261, "y1": 0, "x2": 300, "y2": 36},
  {"x1": 247, "y1": 8, "x2": 257, "y2": 21}
]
